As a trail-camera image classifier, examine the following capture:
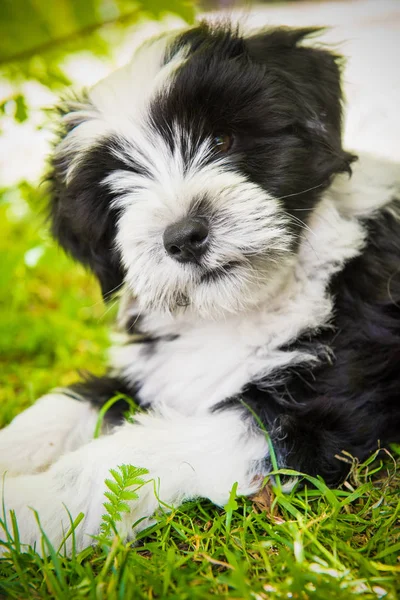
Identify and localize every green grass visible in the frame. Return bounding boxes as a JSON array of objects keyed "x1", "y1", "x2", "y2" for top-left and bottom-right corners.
[{"x1": 1, "y1": 185, "x2": 400, "y2": 599}]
